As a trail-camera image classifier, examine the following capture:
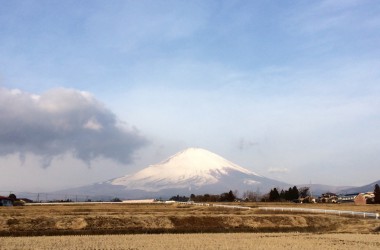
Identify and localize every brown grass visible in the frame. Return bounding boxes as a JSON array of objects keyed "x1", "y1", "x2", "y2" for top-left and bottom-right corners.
[
  {"x1": 0, "y1": 203, "x2": 379, "y2": 236},
  {"x1": 1, "y1": 233, "x2": 380, "y2": 250},
  {"x1": 249, "y1": 202, "x2": 380, "y2": 213}
]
